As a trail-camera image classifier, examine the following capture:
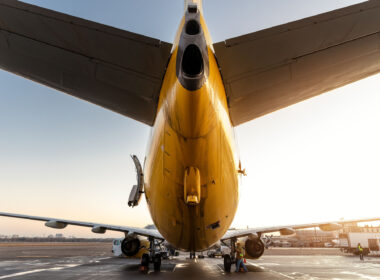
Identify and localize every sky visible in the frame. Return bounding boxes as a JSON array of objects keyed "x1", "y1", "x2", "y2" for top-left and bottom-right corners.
[{"x1": 1, "y1": 0, "x2": 379, "y2": 238}]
